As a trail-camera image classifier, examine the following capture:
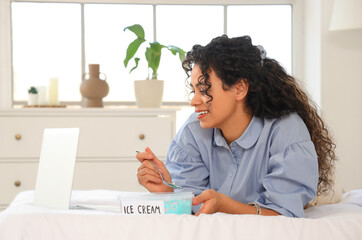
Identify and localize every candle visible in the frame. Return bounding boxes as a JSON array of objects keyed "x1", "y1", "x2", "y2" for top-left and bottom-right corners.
[
  {"x1": 48, "y1": 78, "x2": 59, "y2": 105},
  {"x1": 36, "y1": 86, "x2": 48, "y2": 105}
]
